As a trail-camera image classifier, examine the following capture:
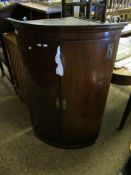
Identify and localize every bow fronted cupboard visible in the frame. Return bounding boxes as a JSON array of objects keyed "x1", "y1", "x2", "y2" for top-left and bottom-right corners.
[{"x1": 9, "y1": 17, "x2": 126, "y2": 148}]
